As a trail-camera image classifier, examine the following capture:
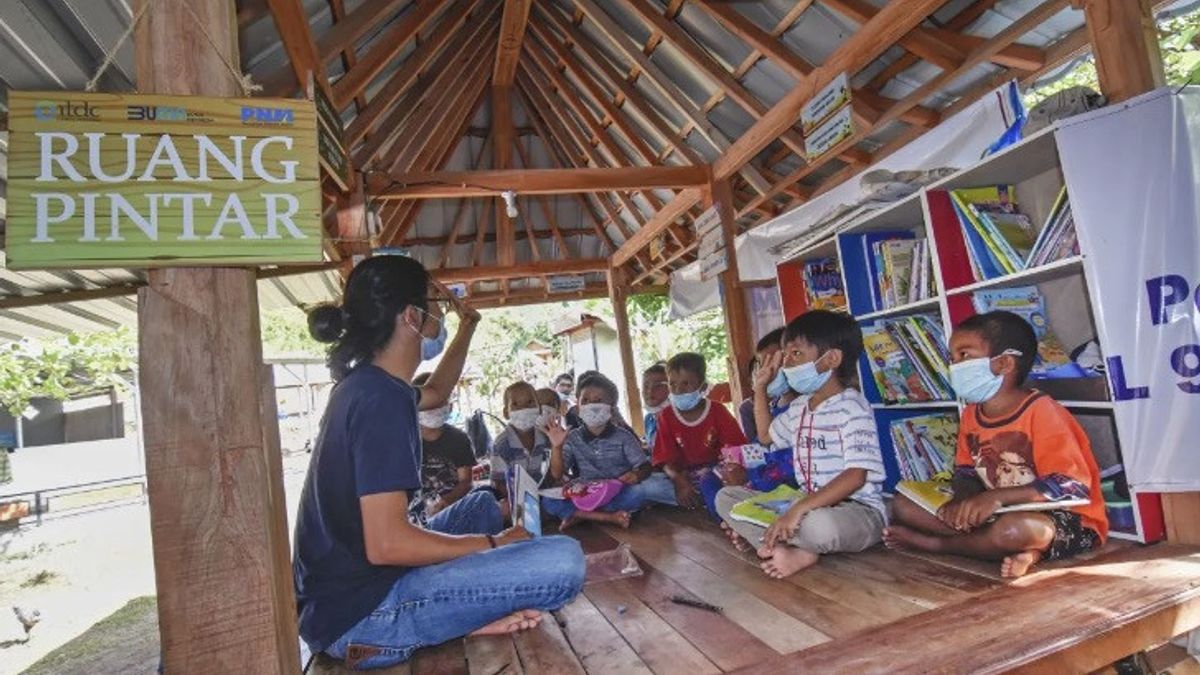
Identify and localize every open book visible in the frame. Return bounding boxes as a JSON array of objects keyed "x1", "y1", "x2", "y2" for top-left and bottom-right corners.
[
  {"x1": 896, "y1": 479, "x2": 1089, "y2": 515},
  {"x1": 509, "y1": 465, "x2": 542, "y2": 537},
  {"x1": 729, "y1": 485, "x2": 804, "y2": 528}
]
